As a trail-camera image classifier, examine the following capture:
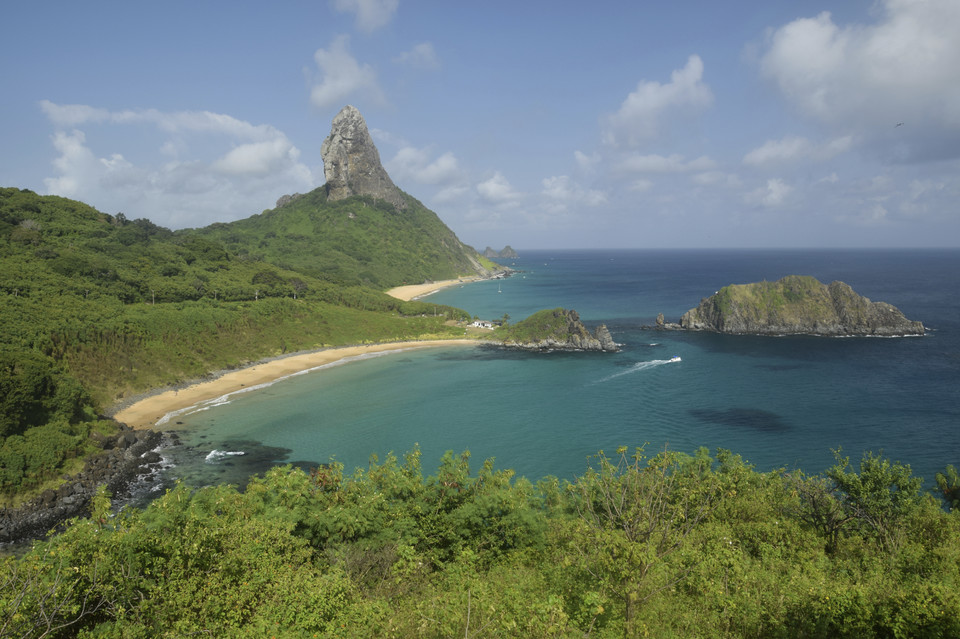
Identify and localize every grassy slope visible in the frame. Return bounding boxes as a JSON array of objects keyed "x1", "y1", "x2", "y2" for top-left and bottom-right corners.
[
  {"x1": 193, "y1": 188, "x2": 488, "y2": 288},
  {"x1": 0, "y1": 187, "x2": 476, "y2": 497},
  {"x1": 713, "y1": 275, "x2": 836, "y2": 327}
]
